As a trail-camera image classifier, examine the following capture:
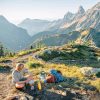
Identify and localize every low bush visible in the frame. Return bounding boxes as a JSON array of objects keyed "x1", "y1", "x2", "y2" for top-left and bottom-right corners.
[
  {"x1": 26, "y1": 61, "x2": 43, "y2": 69},
  {"x1": 96, "y1": 72, "x2": 100, "y2": 78},
  {"x1": 17, "y1": 48, "x2": 40, "y2": 56}
]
